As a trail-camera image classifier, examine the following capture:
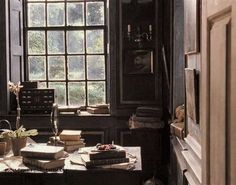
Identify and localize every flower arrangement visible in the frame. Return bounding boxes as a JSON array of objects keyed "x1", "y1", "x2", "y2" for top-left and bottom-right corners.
[
  {"x1": 8, "y1": 81, "x2": 23, "y2": 130},
  {"x1": 0, "y1": 81, "x2": 38, "y2": 139}
]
